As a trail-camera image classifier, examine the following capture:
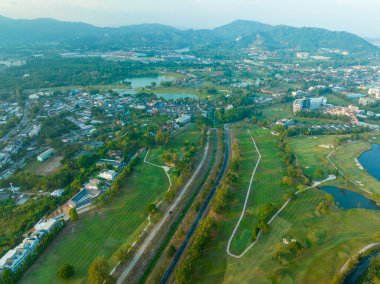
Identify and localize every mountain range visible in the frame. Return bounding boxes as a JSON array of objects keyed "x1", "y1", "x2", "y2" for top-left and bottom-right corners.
[{"x1": 0, "y1": 15, "x2": 377, "y2": 54}]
